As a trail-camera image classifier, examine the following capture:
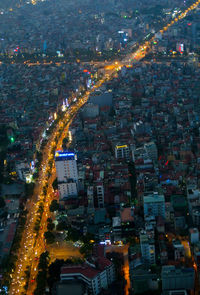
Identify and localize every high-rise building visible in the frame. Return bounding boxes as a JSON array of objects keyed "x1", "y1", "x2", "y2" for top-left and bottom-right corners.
[{"x1": 55, "y1": 151, "x2": 78, "y2": 199}]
